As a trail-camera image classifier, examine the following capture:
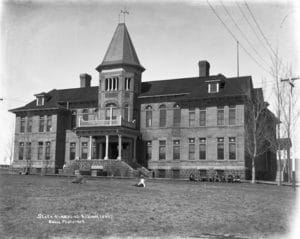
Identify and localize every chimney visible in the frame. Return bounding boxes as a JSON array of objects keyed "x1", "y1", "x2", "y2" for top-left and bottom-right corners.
[
  {"x1": 80, "y1": 73, "x2": 91, "y2": 88},
  {"x1": 198, "y1": 60, "x2": 210, "y2": 77}
]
